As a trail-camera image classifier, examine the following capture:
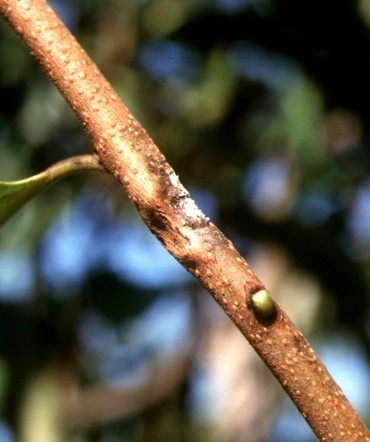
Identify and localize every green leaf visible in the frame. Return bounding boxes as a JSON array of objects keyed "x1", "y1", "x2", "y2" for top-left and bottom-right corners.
[{"x1": 0, "y1": 155, "x2": 104, "y2": 226}]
